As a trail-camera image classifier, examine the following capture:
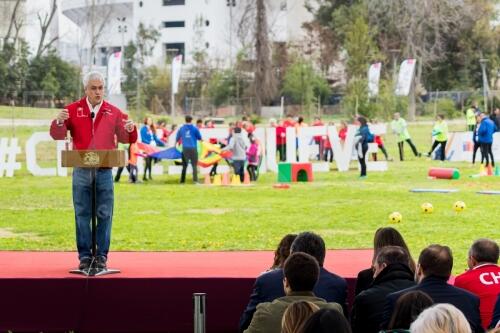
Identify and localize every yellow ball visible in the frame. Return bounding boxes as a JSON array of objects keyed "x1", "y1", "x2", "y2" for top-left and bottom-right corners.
[
  {"x1": 454, "y1": 201, "x2": 466, "y2": 212},
  {"x1": 421, "y1": 203, "x2": 433, "y2": 213},
  {"x1": 389, "y1": 212, "x2": 402, "y2": 223}
]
